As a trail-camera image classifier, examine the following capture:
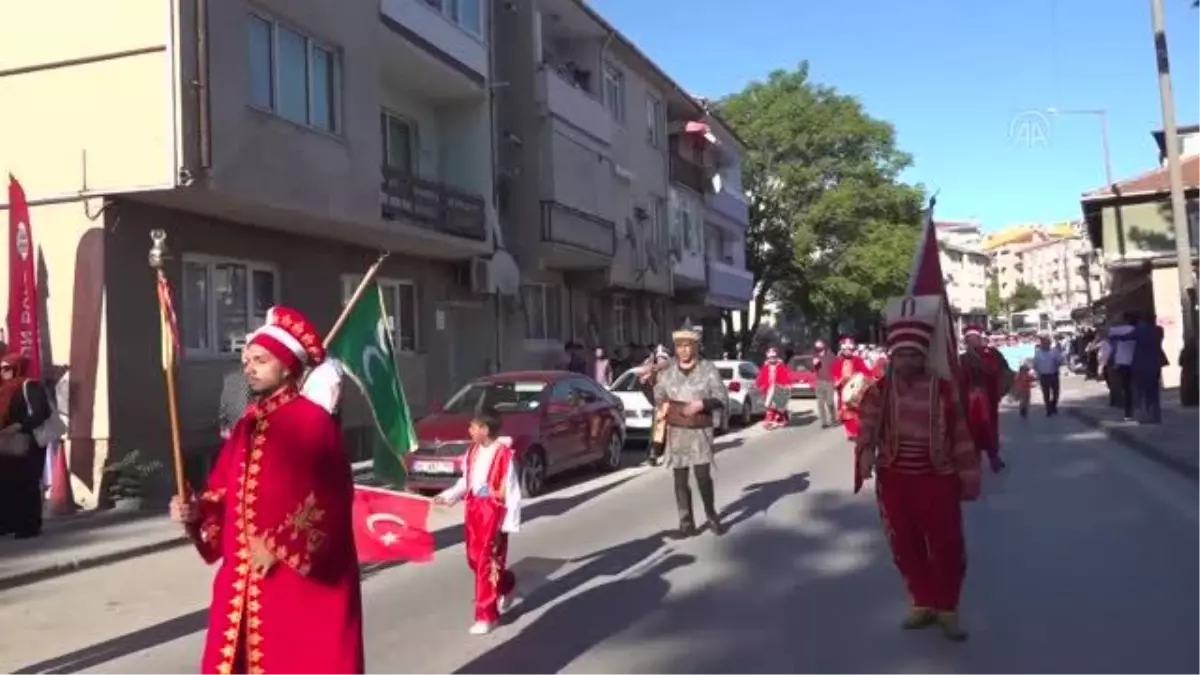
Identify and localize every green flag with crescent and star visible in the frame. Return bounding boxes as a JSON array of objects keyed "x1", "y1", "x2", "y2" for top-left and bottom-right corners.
[{"x1": 327, "y1": 283, "x2": 417, "y2": 488}]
